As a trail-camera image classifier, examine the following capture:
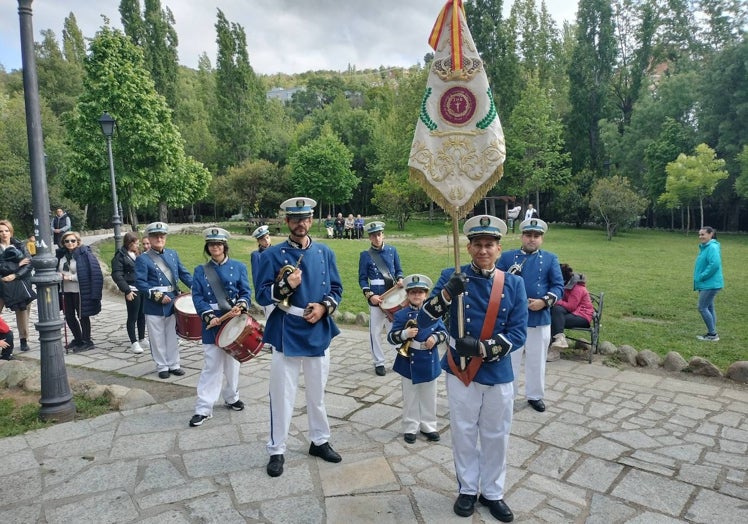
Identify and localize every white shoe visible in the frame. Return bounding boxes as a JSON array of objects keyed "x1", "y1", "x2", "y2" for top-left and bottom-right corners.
[
  {"x1": 131, "y1": 341, "x2": 144, "y2": 354},
  {"x1": 550, "y1": 333, "x2": 569, "y2": 349}
]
